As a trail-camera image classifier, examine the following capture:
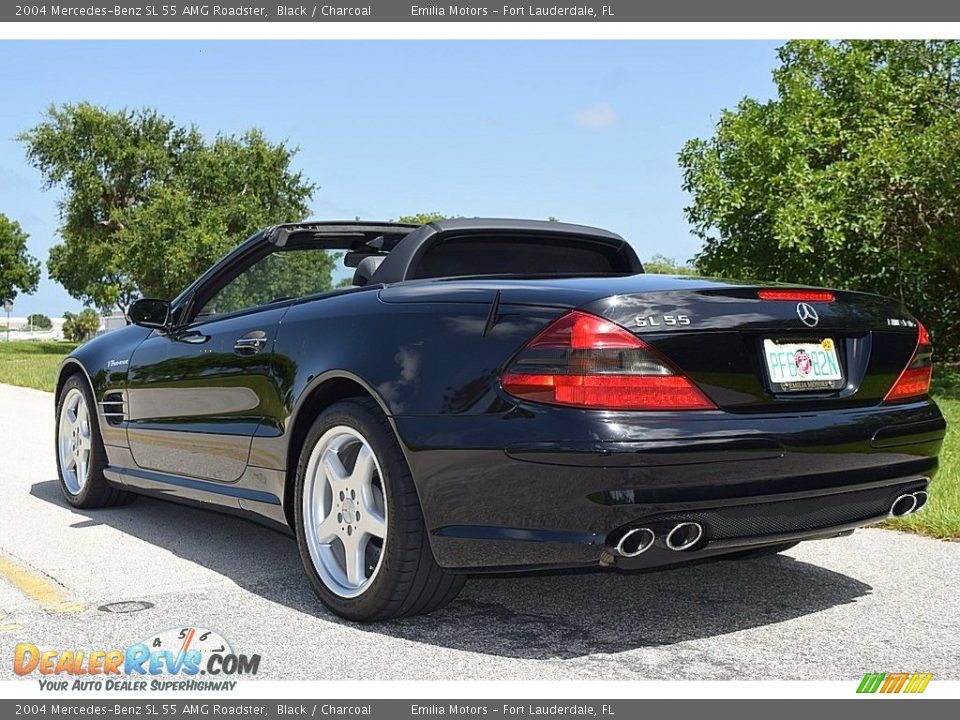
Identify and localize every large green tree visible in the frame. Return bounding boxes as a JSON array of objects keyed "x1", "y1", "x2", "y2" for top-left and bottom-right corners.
[
  {"x1": 0, "y1": 214, "x2": 40, "y2": 303},
  {"x1": 21, "y1": 103, "x2": 317, "y2": 312},
  {"x1": 680, "y1": 40, "x2": 960, "y2": 355}
]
